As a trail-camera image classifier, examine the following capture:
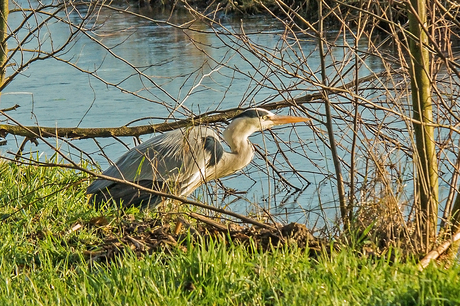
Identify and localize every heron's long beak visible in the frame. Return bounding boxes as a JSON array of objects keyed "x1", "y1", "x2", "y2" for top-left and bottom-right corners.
[{"x1": 270, "y1": 115, "x2": 310, "y2": 125}]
